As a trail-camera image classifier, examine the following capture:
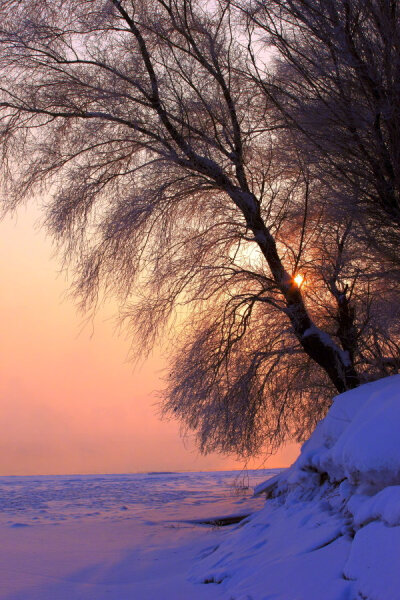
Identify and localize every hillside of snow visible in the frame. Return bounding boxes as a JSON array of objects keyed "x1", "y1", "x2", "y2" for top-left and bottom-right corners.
[{"x1": 194, "y1": 374, "x2": 400, "y2": 599}]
